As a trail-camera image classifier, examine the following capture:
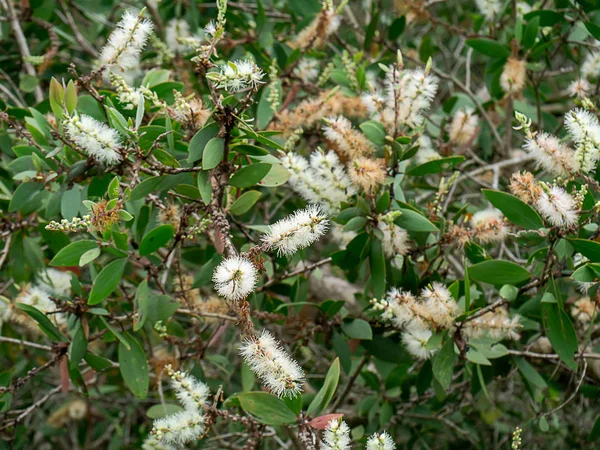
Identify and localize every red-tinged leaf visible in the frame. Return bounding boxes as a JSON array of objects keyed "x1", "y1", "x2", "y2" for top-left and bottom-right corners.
[
  {"x1": 308, "y1": 414, "x2": 344, "y2": 430},
  {"x1": 60, "y1": 356, "x2": 69, "y2": 393}
]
